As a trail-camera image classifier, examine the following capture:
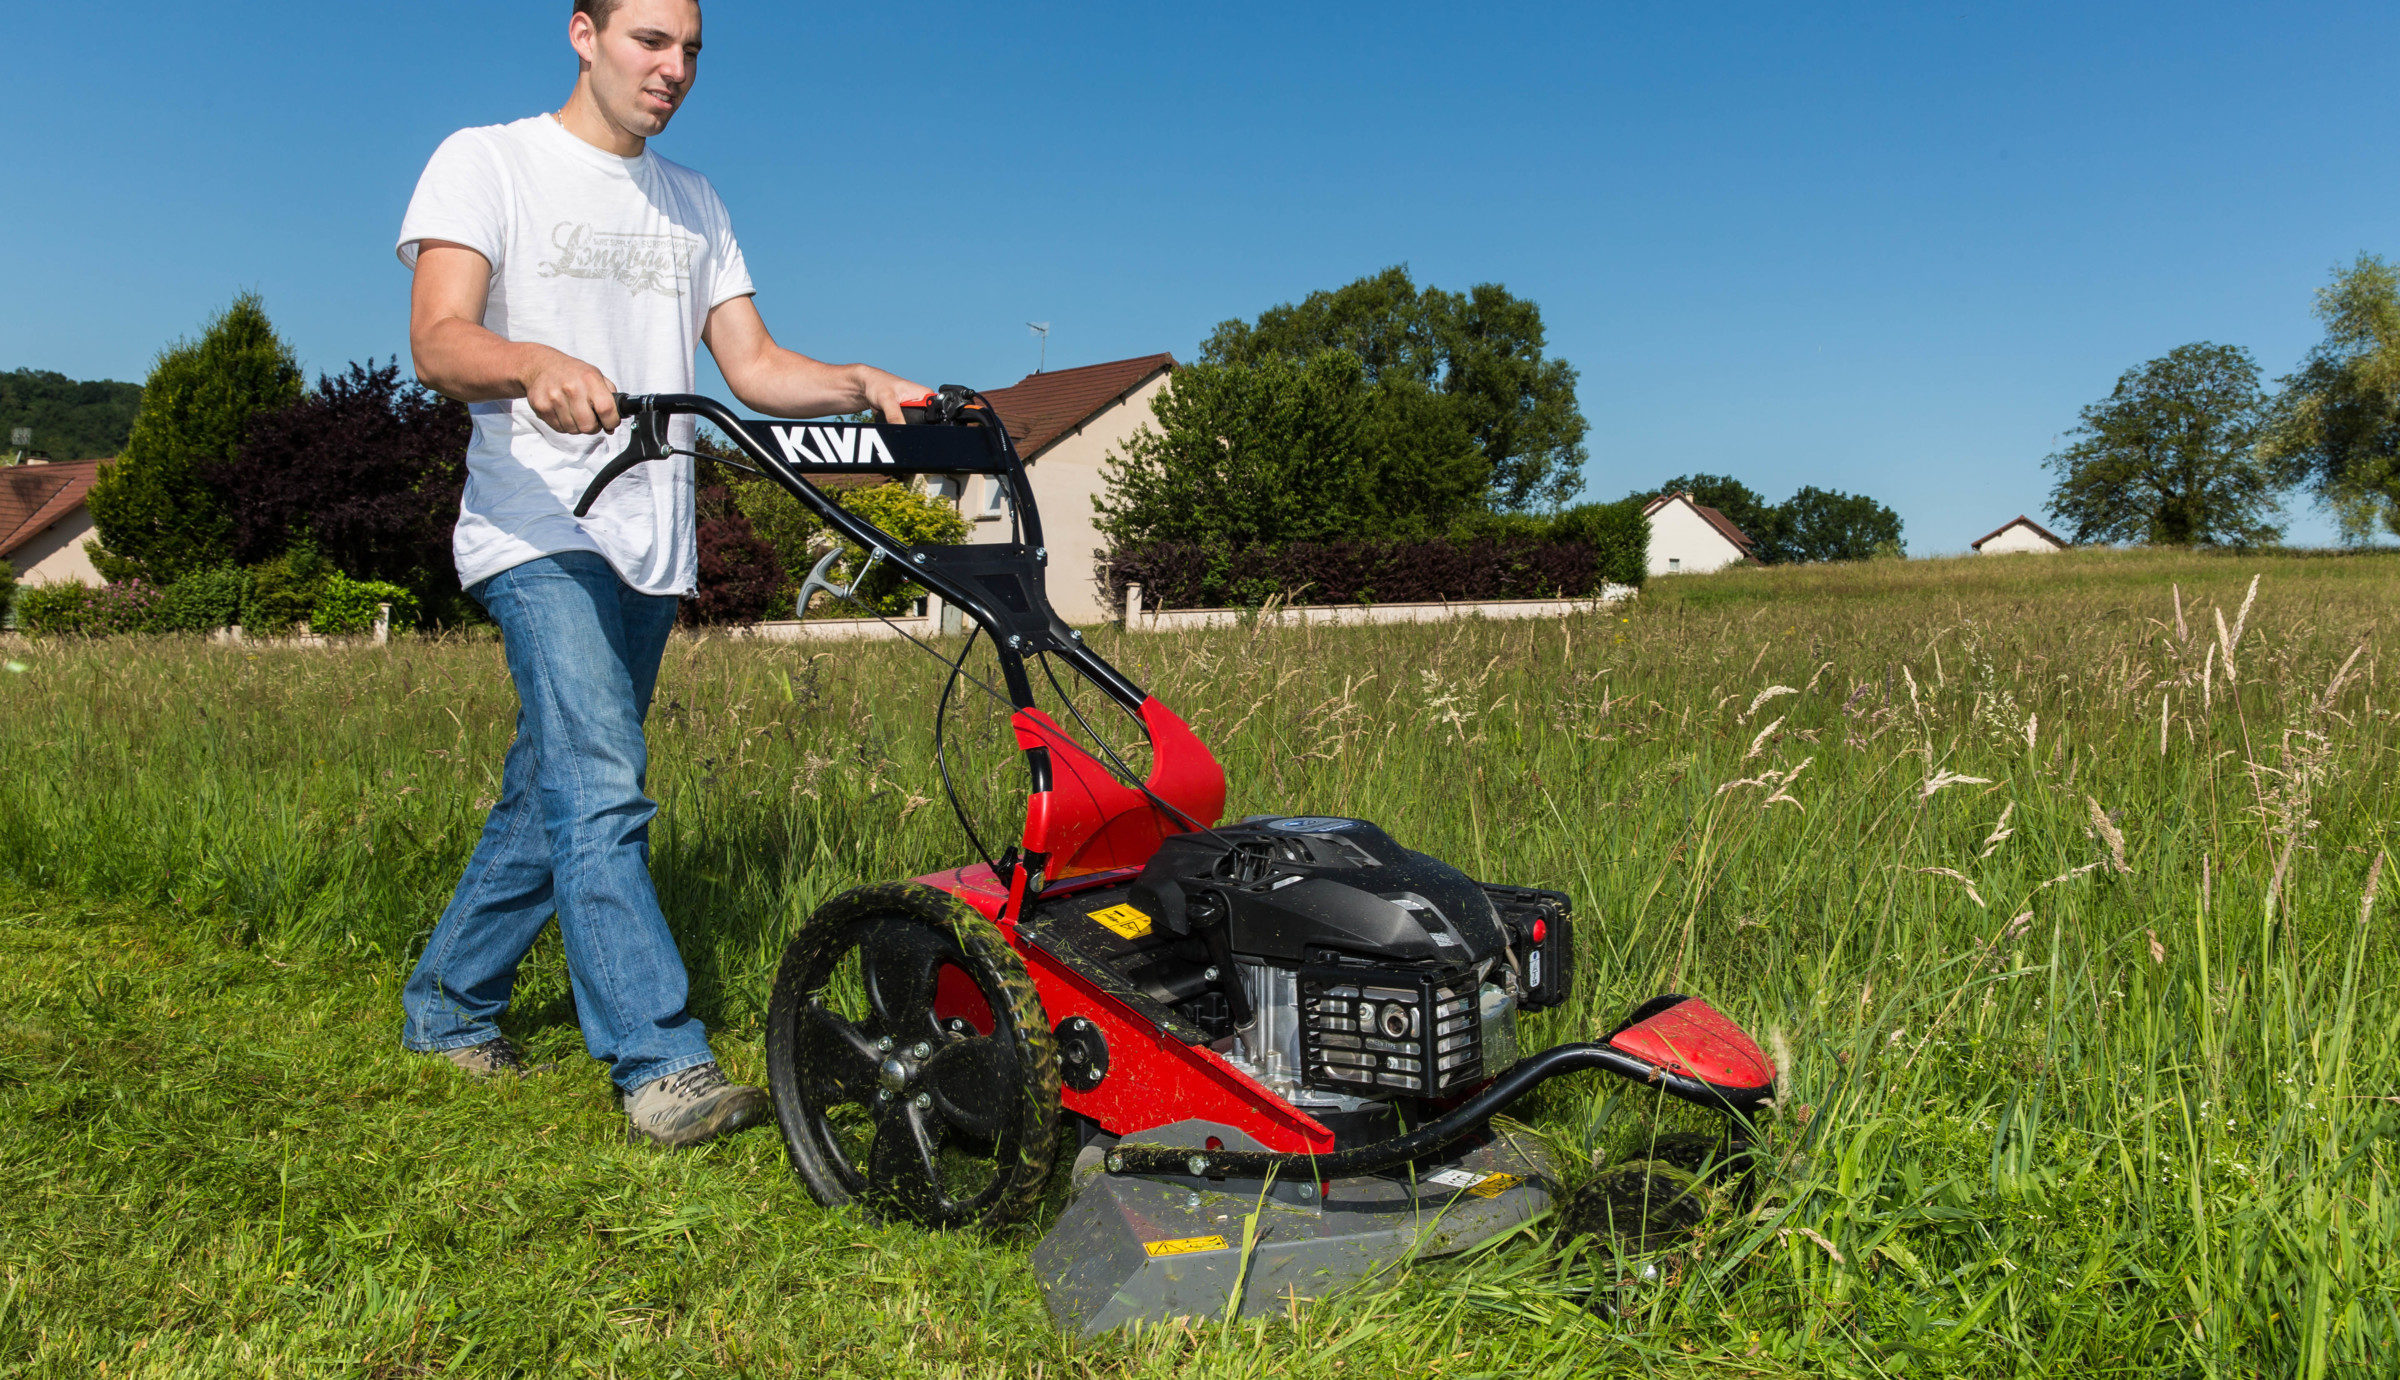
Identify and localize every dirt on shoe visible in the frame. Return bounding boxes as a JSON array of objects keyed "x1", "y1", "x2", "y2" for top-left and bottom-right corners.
[
  {"x1": 623, "y1": 1062, "x2": 769, "y2": 1149},
  {"x1": 439, "y1": 1036, "x2": 535, "y2": 1078}
]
